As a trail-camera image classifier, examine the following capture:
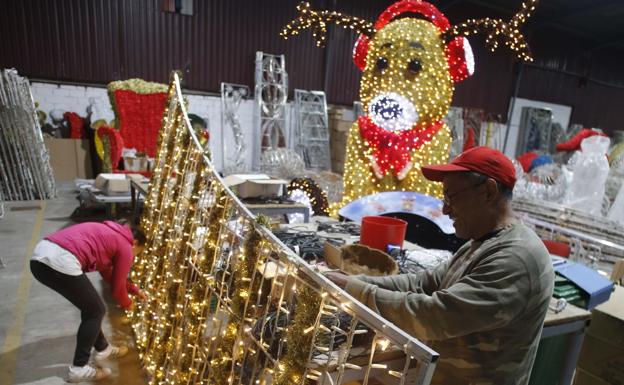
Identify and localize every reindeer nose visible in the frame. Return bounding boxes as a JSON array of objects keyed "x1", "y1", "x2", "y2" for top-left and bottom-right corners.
[
  {"x1": 369, "y1": 92, "x2": 418, "y2": 132},
  {"x1": 371, "y1": 96, "x2": 402, "y2": 120}
]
